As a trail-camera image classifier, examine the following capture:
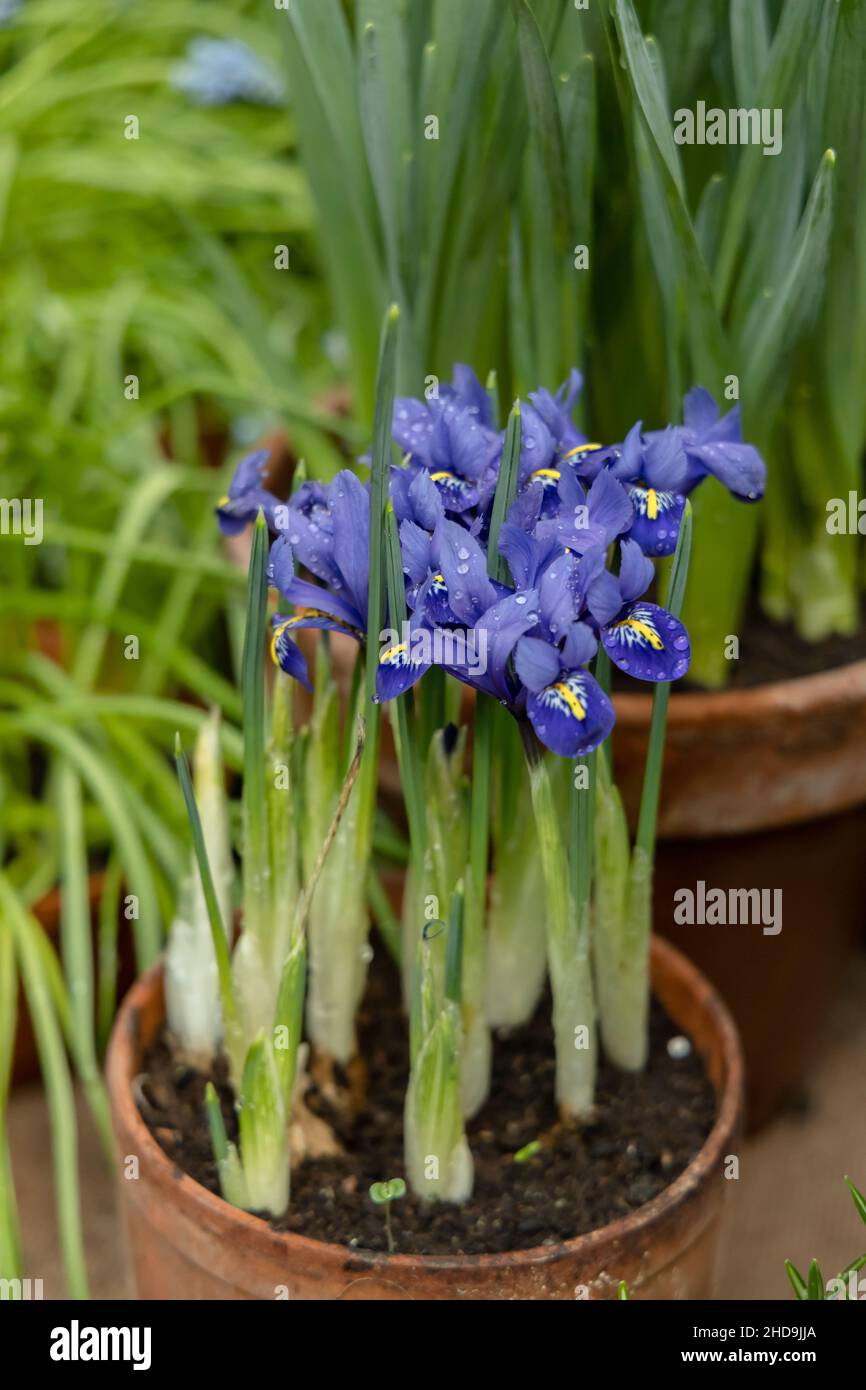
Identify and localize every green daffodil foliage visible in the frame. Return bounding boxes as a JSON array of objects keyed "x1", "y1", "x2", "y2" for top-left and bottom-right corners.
[{"x1": 786, "y1": 1178, "x2": 866, "y2": 1301}]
